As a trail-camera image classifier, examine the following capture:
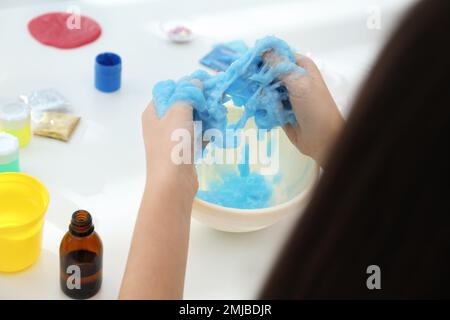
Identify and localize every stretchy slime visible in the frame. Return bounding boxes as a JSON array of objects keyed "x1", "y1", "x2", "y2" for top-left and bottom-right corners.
[
  {"x1": 197, "y1": 171, "x2": 273, "y2": 209},
  {"x1": 152, "y1": 36, "x2": 305, "y2": 135},
  {"x1": 153, "y1": 36, "x2": 302, "y2": 210},
  {"x1": 196, "y1": 143, "x2": 275, "y2": 209}
]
